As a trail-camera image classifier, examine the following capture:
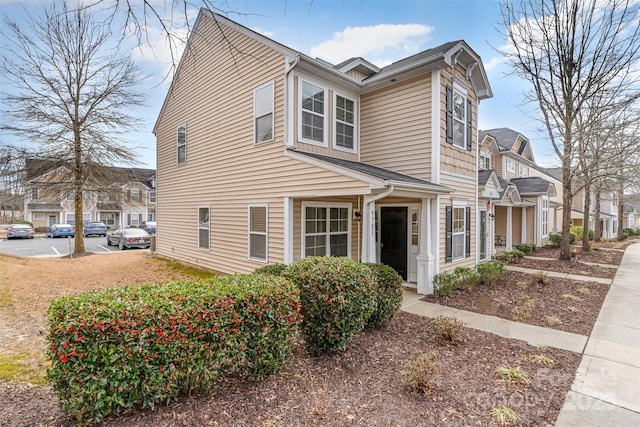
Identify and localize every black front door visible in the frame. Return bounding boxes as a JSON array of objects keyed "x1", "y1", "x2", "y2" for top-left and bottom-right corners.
[{"x1": 380, "y1": 207, "x2": 408, "y2": 280}]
